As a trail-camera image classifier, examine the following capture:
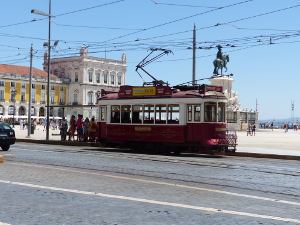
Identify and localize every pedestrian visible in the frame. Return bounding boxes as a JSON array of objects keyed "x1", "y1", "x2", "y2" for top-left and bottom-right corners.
[
  {"x1": 247, "y1": 123, "x2": 252, "y2": 136},
  {"x1": 68, "y1": 115, "x2": 76, "y2": 141},
  {"x1": 89, "y1": 117, "x2": 98, "y2": 142},
  {"x1": 60, "y1": 117, "x2": 68, "y2": 141},
  {"x1": 76, "y1": 114, "x2": 84, "y2": 142},
  {"x1": 20, "y1": 119, "x2": 24, "y2": 130},
  {"x1": 252, "y1": 123, "x2": 256, "y2": 136},
  {"x1": 83, "y1": 117, "x2": 90, "y2": 142}
]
